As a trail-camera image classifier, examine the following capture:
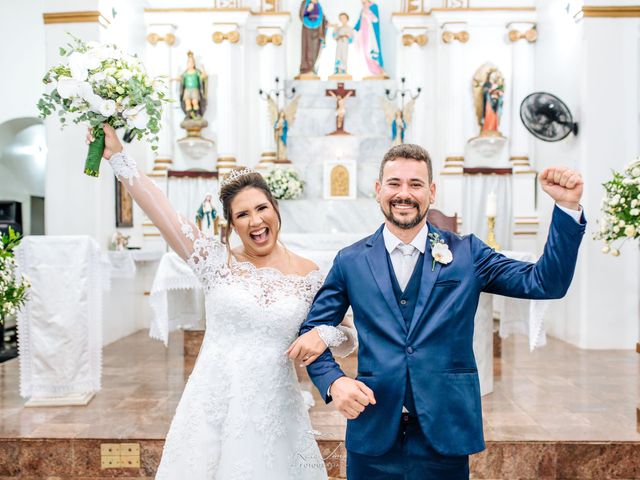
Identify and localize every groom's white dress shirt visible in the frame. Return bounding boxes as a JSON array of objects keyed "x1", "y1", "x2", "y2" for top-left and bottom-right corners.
[{"x1": 327, "y1": 205, "x2": 582, "y2": 412}]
